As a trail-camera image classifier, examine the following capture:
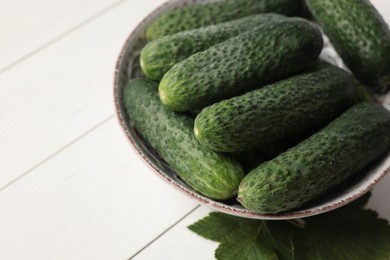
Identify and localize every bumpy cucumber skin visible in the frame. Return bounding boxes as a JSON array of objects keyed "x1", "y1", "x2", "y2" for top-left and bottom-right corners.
[
  {"x1": 306, "y1": 0, "x2": 390, "y2": 93},
  {"x1": 238, "y1": 102, "x2": 390, "y2": 213},
  {"x1": 123, "y1": 78, "x2": 244, "y2": 199},
  {"x1": 141, "y1": 14, "x2": 285, "y2": 81},
  {"x1": 159, "y1": 18, "x2": 323, "y2": 112},
  {"x1": 146, "y1": 0, "x2": 301, "y2": 40},
  {"x1": 194, "y1": 66, "x2": 354, "y2": 152}
]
